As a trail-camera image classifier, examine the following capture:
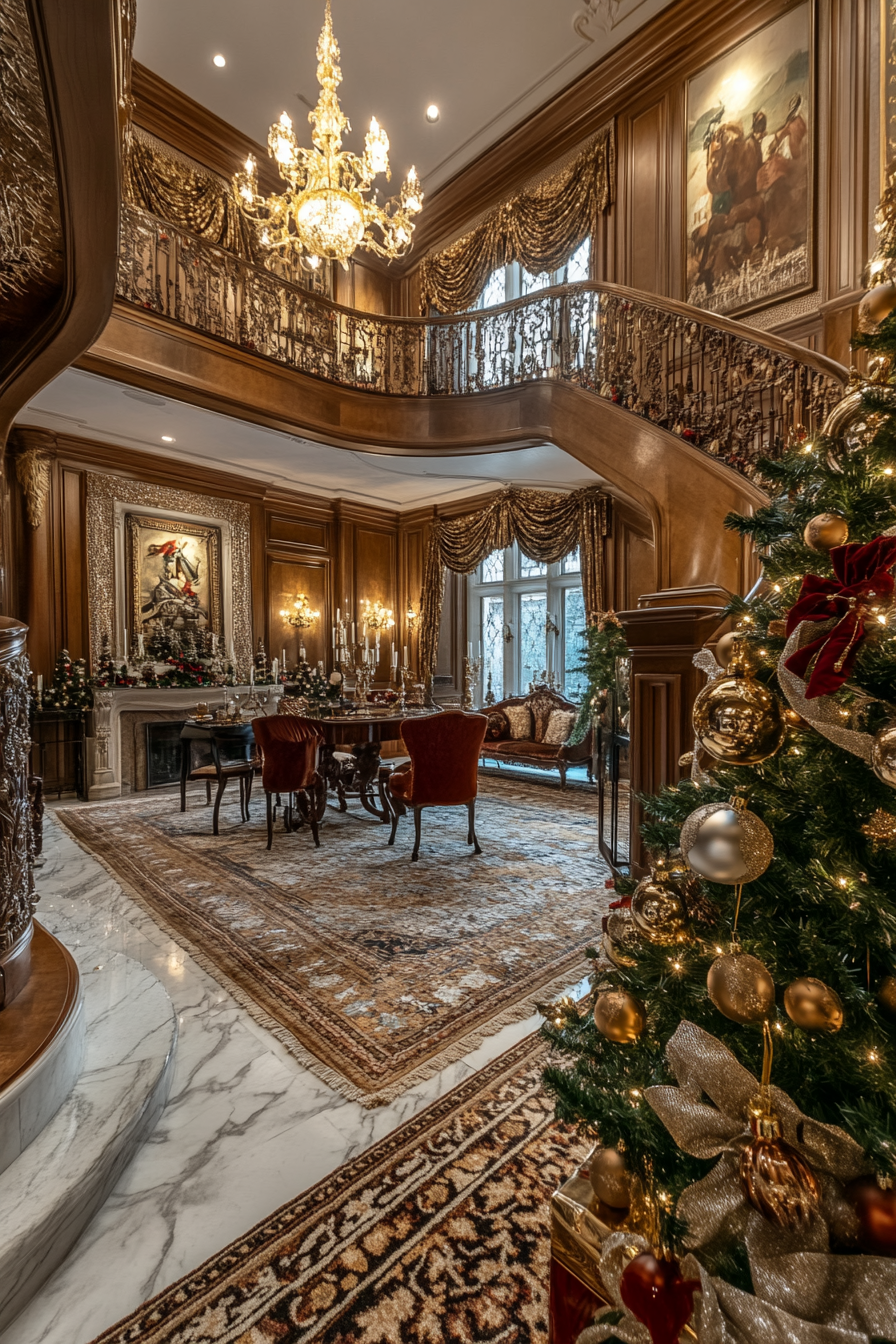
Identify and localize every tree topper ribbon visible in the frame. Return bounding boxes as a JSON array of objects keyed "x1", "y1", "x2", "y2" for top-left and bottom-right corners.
[{"x1": 784, "y1": 537, "x2": 896, "y2": 699}]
